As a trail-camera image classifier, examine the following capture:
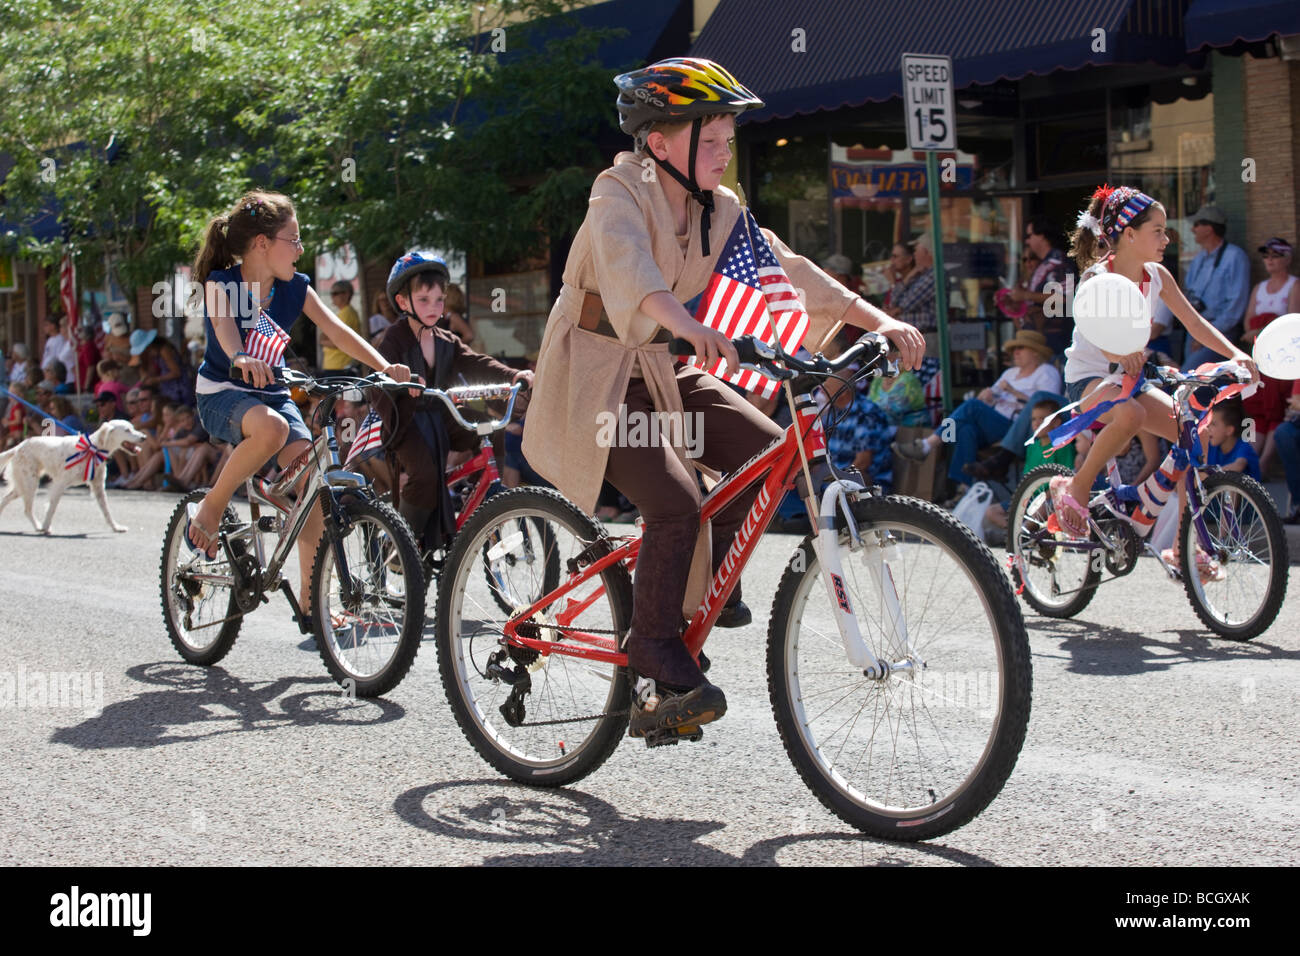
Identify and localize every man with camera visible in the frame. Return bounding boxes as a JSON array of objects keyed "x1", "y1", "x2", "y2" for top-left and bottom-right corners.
[{"x1": 1179, "y1": 204, "x2": 1251, "y2": 370}]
